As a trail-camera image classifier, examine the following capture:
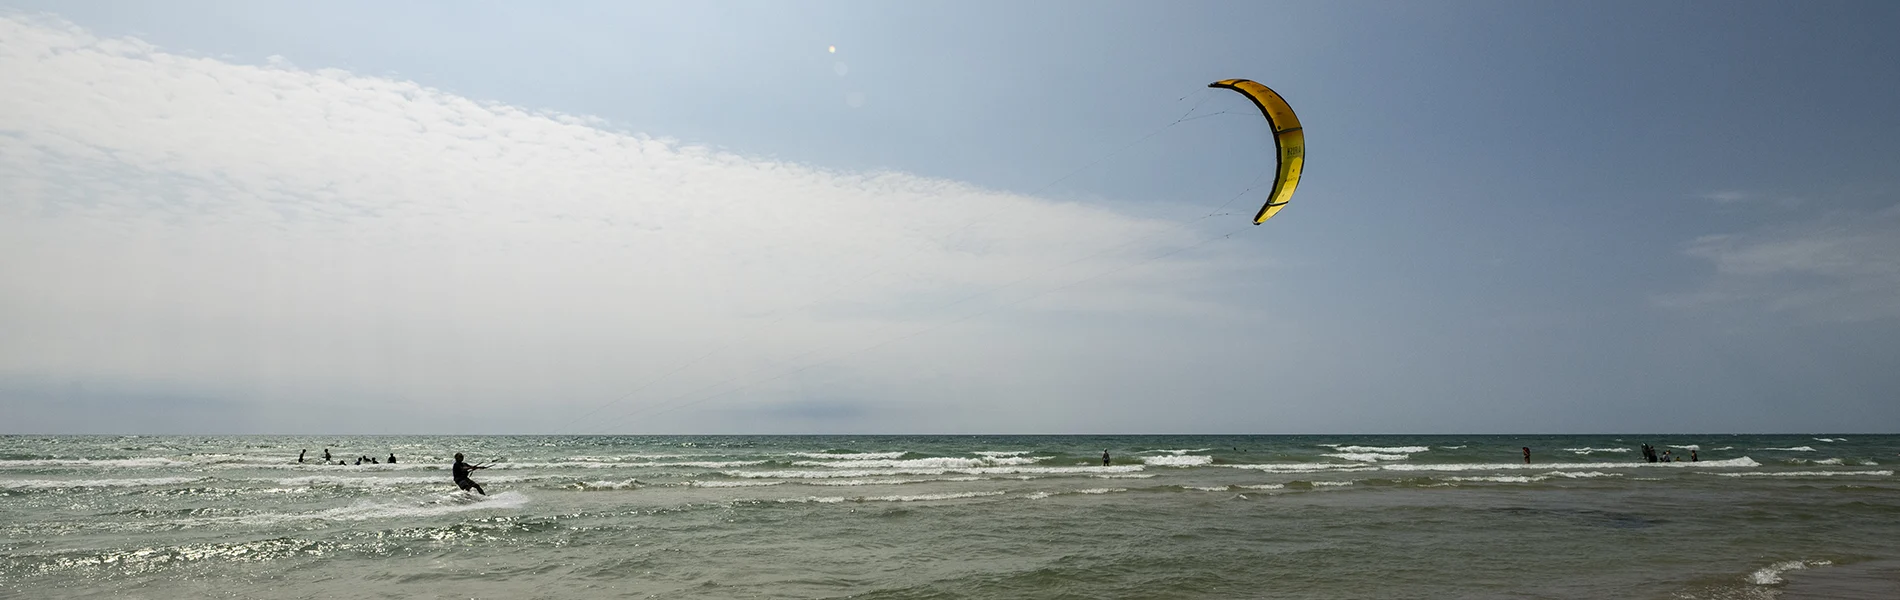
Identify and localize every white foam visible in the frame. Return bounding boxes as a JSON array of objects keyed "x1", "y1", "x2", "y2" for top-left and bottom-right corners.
[
  {"x1": 1713, "y1": 446, "x2": 1735, "y2": 451},
  {"x1": 1323, "y1": 445, "x2": 1430, "y2": 453},
  {"x1": 1310, "y1": 481, "x2": 1353, "y2": 487},
  {"x1": 1147, "y1": 448, "x2": 1213, "y2": 455},
  {"x1": 1564, "y1": 447, "x2": 1631, "y2": 454},
  {"x1": 776, "y1": 490, "x2": 1006, "y2": 504},
  {"x1": 1225, "y1": 463, "x2": 1377, "y2": 473},
  {"x1": 974, "y1": 451, "x2": 1028, "y2": 457},
  {"x1": 688, "y1": 480, "x2": 783, "y2": 488},
  {"x1": 1544, "y1": 471, "x2": 1620, "y2": 479},
  {"x1": 1093, "y1": 473, "x2": 1156, "y2": 479},
  {"x1": 0, "y1": 476, "x2": 205, "y2": 490},
  {"x1": 1323, "y1": 452, "x2": 1410, "y2": 462},
  {"x1": 1761, "y1": 446, "x2": 1816, "y2": 452},
  {"x1": 786, "y1": 452, "x2": 906, "y2": 460},
  {"x1": 1183, "y1": 485, "x2": 1229, "y2": 492},
  {"x1": 1711, "y1": 470, "x2": 1891, "y2": 478},
  {"x1": 0, "y1": 458, "x2": 192, "y2": 469},
  {"x1": 1378, "y1": 457, "x2": 1762, "y2": 472},
  {"x1": 1749, "y1": 559, "x2": 1831, "y2": 585},
  {"x1": 790, "y1": 456, "x2": 1043, "y2": 469},
  {"x1": 725, "y1": 464, "x2": 1144, "y2": 479},
  {"x1": 806, "y1": 478, "x2": 933, "y2": 486},
  {"x1": 1075, "y1": 488, "x2": 1126, "y2": 494},
  {"x1": 191, "y1": 491, "x2": 530, "y2": 526},
  {"x1": 1446, "y1": 475, "x2": 1537, "y2": 483},
  {"x1": 1668, "y1": 445, "x2": 1702, "y2": 451},
  {"x1": 1437, "y1": 445, "x2": 1467, "y2": 450},
  {"x1": 1813, "y1": 438, "x2": 1844, "y2": 443},
  {"x1": 573, "y1": 479, "x2": 643, "y2": 490},
  {"x1": 1141, "y1": 455, "x2": 1214, "y2": 467},
  {"x1": 1239, "y1": 483, "x2": 1286, "y2": 490}
]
